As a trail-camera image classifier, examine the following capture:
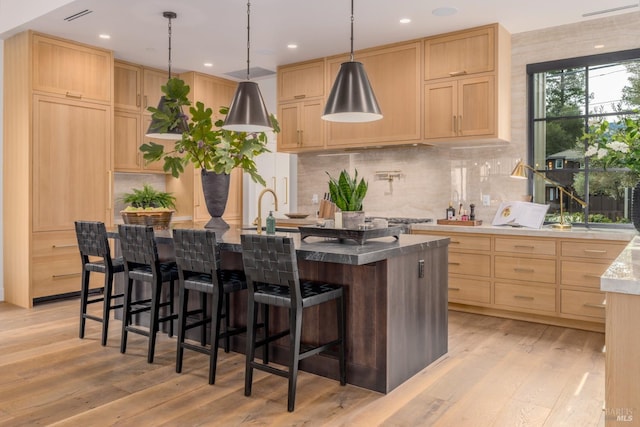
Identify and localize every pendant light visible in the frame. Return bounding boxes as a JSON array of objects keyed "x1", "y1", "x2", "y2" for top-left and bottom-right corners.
[
  {"x1": 145, "y1": 11, "x2": 189, "y2": 140},
  {"x1": 322, "y1": 0, "x2": 382, "y2": 122},
  {"x1": 222, "y1": 1, "x2": 272, "y2": 132}
]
